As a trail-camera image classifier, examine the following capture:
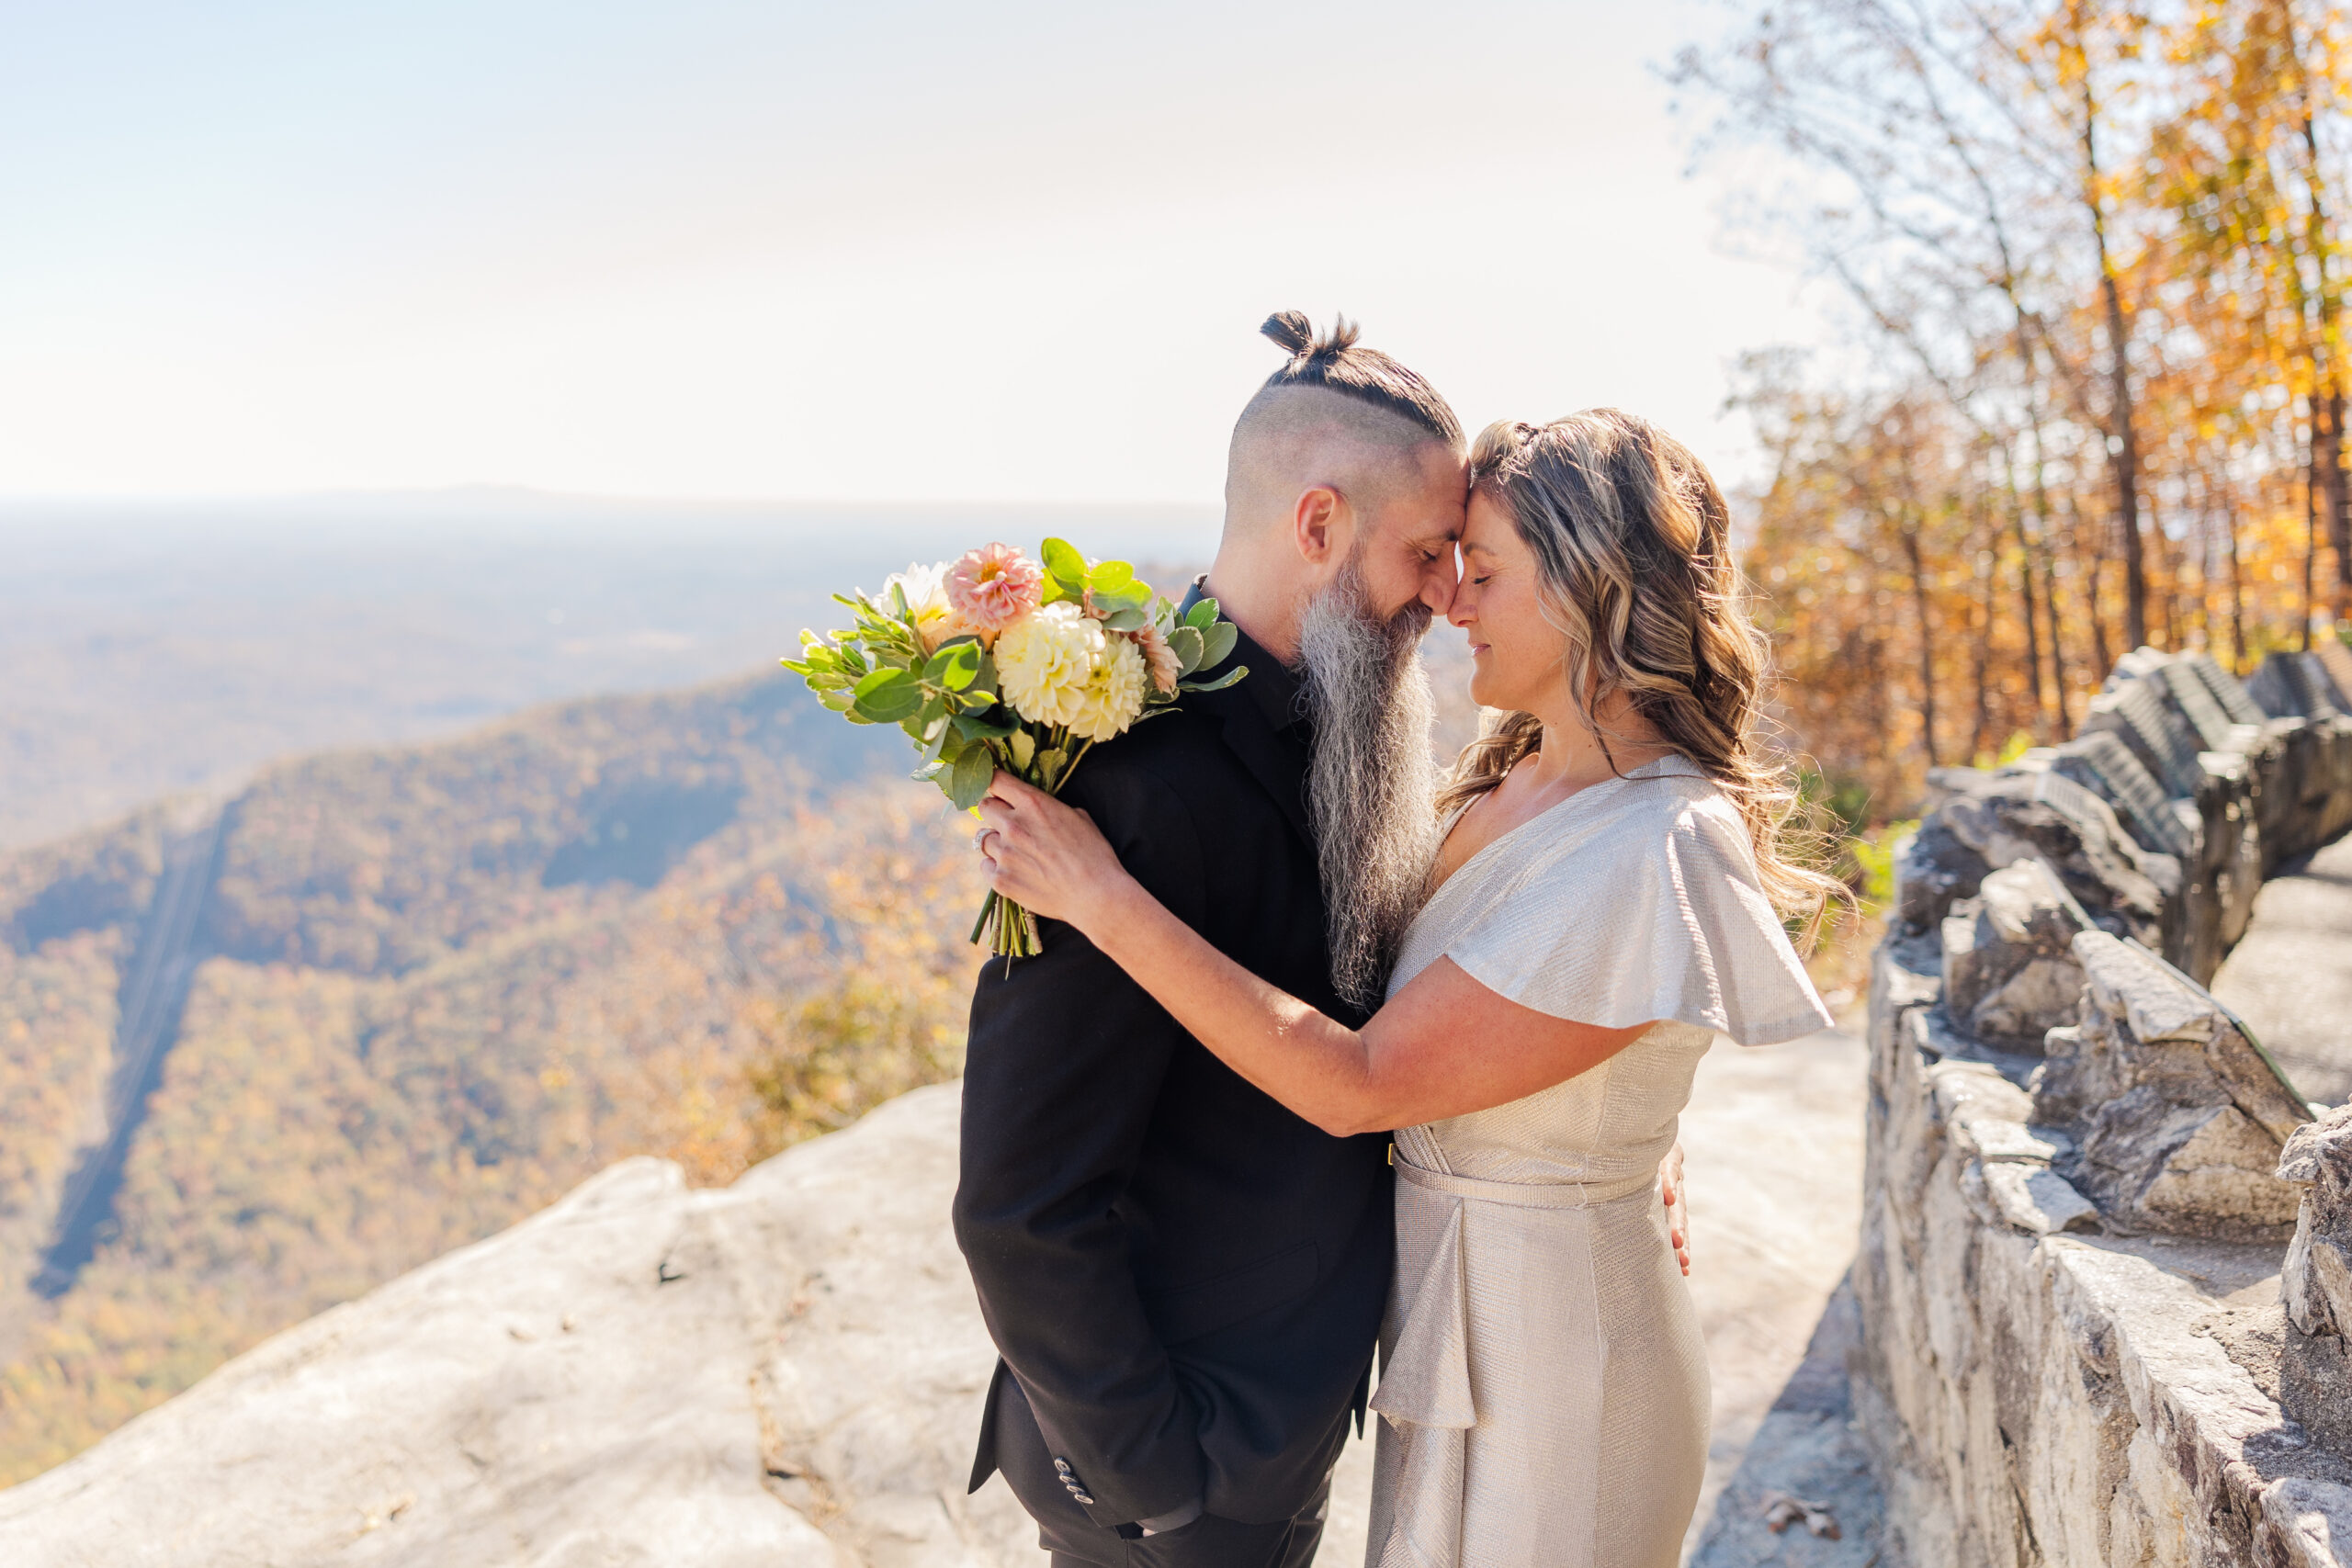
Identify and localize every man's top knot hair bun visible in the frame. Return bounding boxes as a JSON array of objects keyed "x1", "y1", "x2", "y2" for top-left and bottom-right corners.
[
  {"x1": 1247, "y1": 310, "x2": 1462, "y2": 447},
  {"x1": 1260, "y1": 310, "x2": 1317, "y2": 356},
  {"x1": 1260, "y1": 310, "x2": 1362, "y2": 360}
]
